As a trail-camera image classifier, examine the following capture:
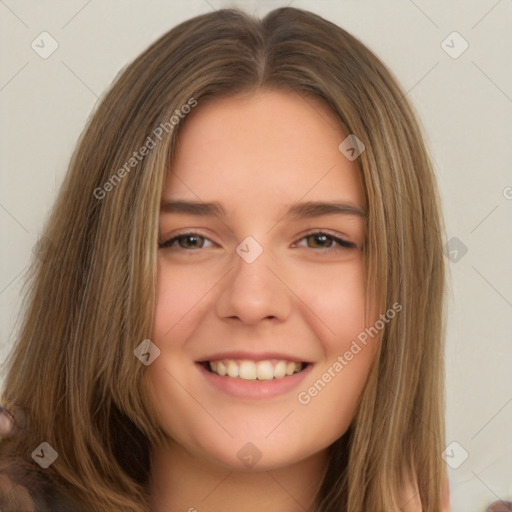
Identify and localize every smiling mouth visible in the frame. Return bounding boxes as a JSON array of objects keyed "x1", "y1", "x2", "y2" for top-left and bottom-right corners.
[{"x1": 200, "y1": 359, "x2": 309, "y2": 381}]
